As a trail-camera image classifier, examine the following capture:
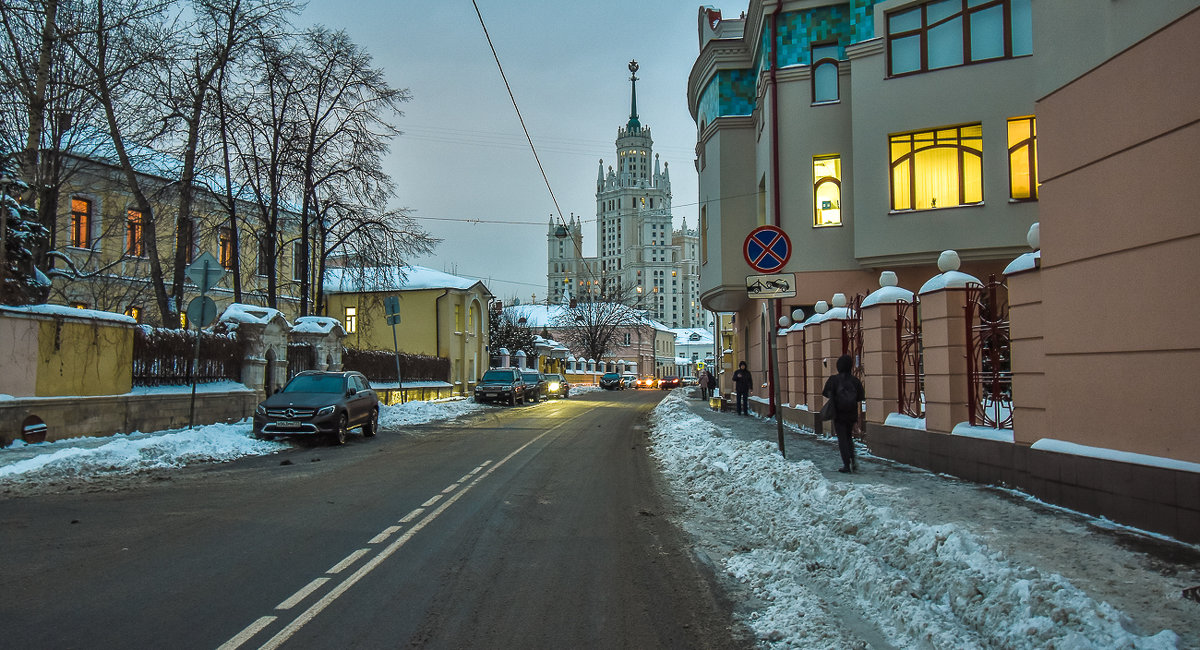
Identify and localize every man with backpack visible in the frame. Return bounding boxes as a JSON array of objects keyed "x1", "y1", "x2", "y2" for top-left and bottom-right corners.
[
  {"x1": 822, "y1": 354, "x2": 865, "y2": 473},
  {"x1": 732, "y1": 361, "x2": 752, "y2": 415}
]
